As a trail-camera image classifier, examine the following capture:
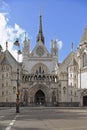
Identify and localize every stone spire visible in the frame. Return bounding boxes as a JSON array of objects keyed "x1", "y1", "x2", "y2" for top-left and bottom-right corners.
[
  {"x1": 71, "y1": 42, "x2": 74, "y2": 52},
  {"x1": 36, "y1": 14, "x2": 44, "y2": 44},
  {"x1": 24, "y1": 32, "x2": 26, "y2": 41}
]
